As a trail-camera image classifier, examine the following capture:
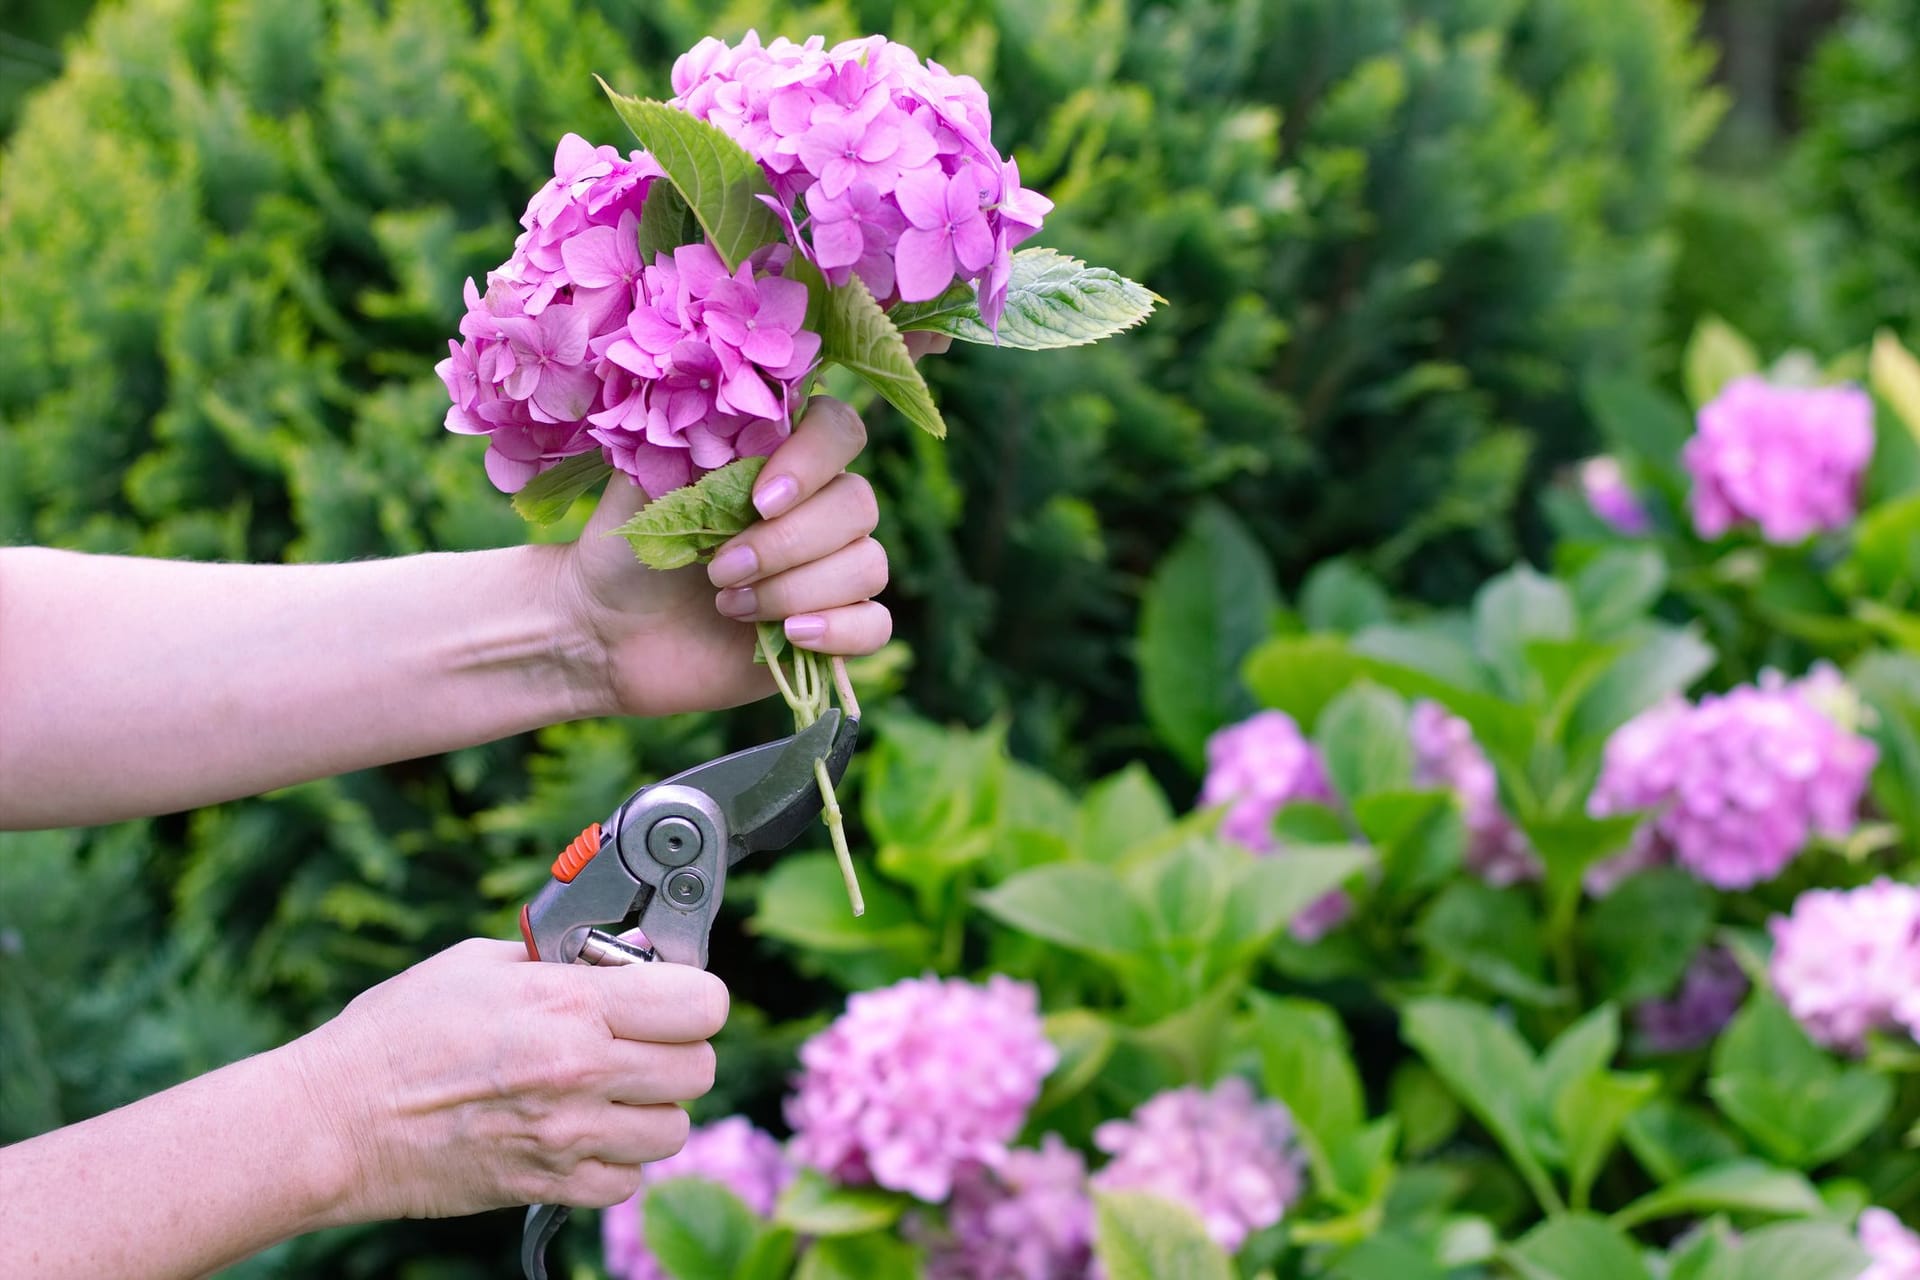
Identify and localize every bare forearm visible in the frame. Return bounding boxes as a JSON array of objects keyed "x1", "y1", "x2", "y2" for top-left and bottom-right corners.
[
  {"x1": 0, "y1": 1042, "x2": 351, "y2": 1280},
  {"x1": 0, "y1": 546, "x2": 604, "y2": 827}
]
